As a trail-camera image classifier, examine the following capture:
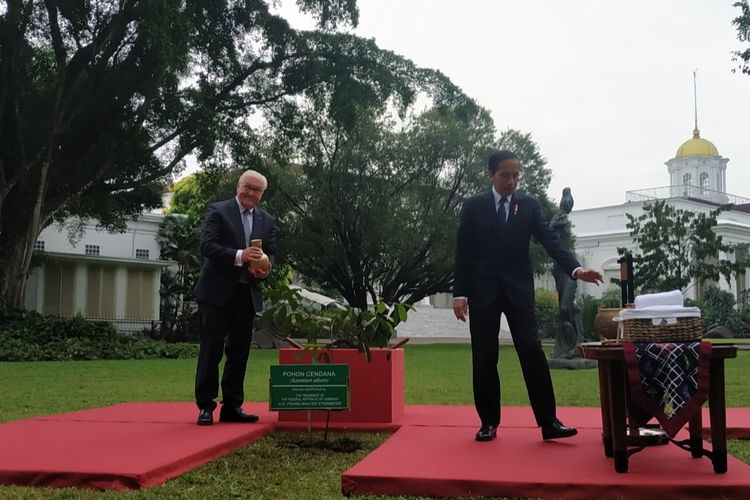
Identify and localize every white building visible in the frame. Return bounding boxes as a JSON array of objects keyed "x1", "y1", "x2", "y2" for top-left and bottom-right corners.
[
  {"x1": 570, "y1": 125, "x2": 750, "y2": 302},
  {"x1": 24, "y1": 213, "x2": 173, "y2": 332}
]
